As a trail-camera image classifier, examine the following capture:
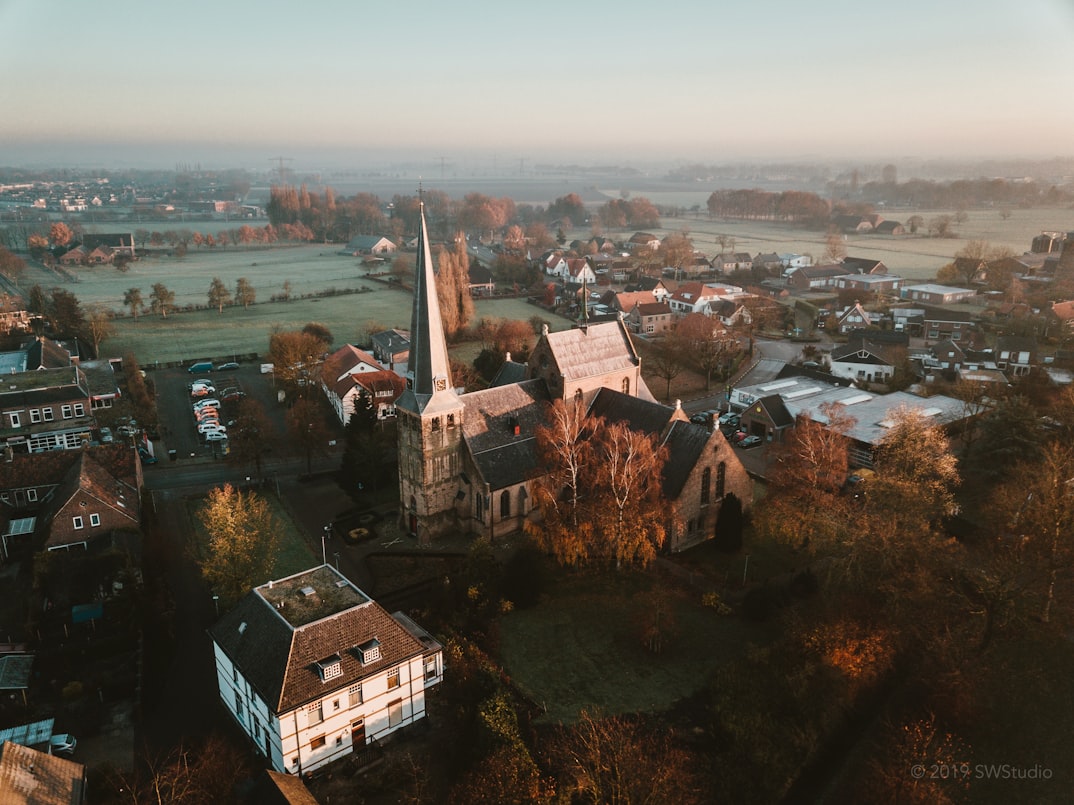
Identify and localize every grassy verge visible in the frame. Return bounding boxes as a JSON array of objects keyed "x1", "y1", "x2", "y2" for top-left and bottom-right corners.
[{"x1": 498, "y1": 566, "x2": 775, "y2": 723}]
